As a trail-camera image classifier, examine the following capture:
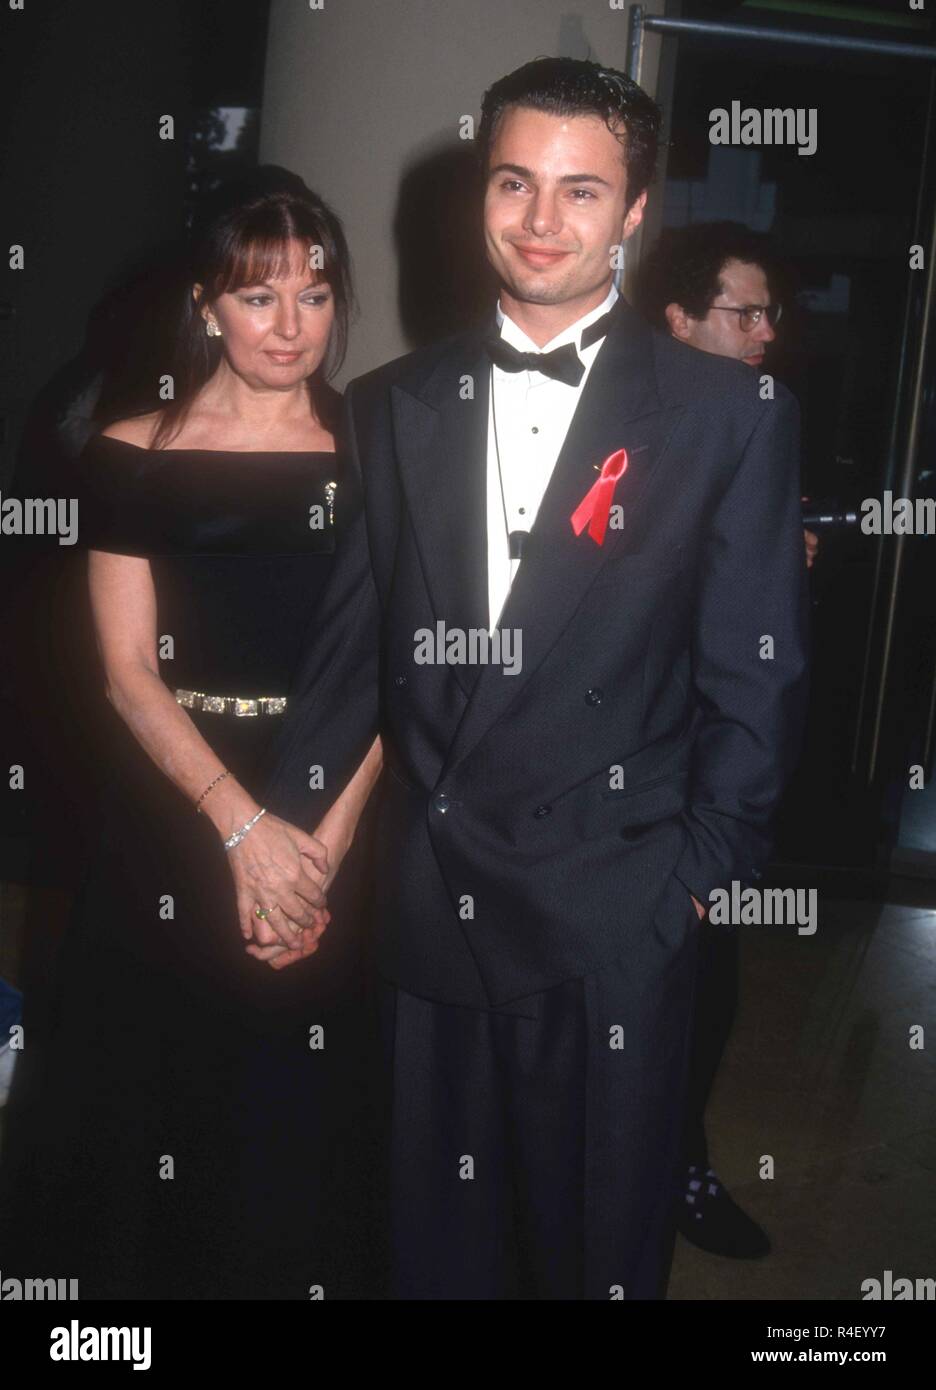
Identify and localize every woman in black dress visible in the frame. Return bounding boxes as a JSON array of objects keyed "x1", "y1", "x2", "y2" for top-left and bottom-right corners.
[{"x1": 0, "y1": 171, "x2": 382, "y2": 1299}]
